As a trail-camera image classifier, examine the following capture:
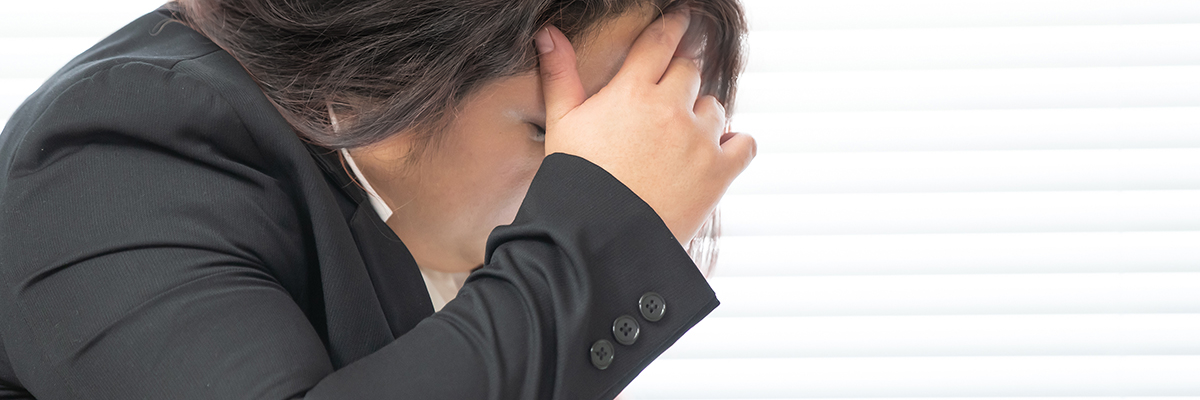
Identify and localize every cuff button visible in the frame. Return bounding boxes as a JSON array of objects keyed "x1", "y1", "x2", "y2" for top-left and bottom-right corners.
[
  {"x1": 612, "y1": 315, "x2": 640, "y2": 345},
  {"x1": 638, "y1": 292, "x2": 666, "y2": 322},
  {"x1": 590, "y1": 340, "x2": 615, "y2": 370}
]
